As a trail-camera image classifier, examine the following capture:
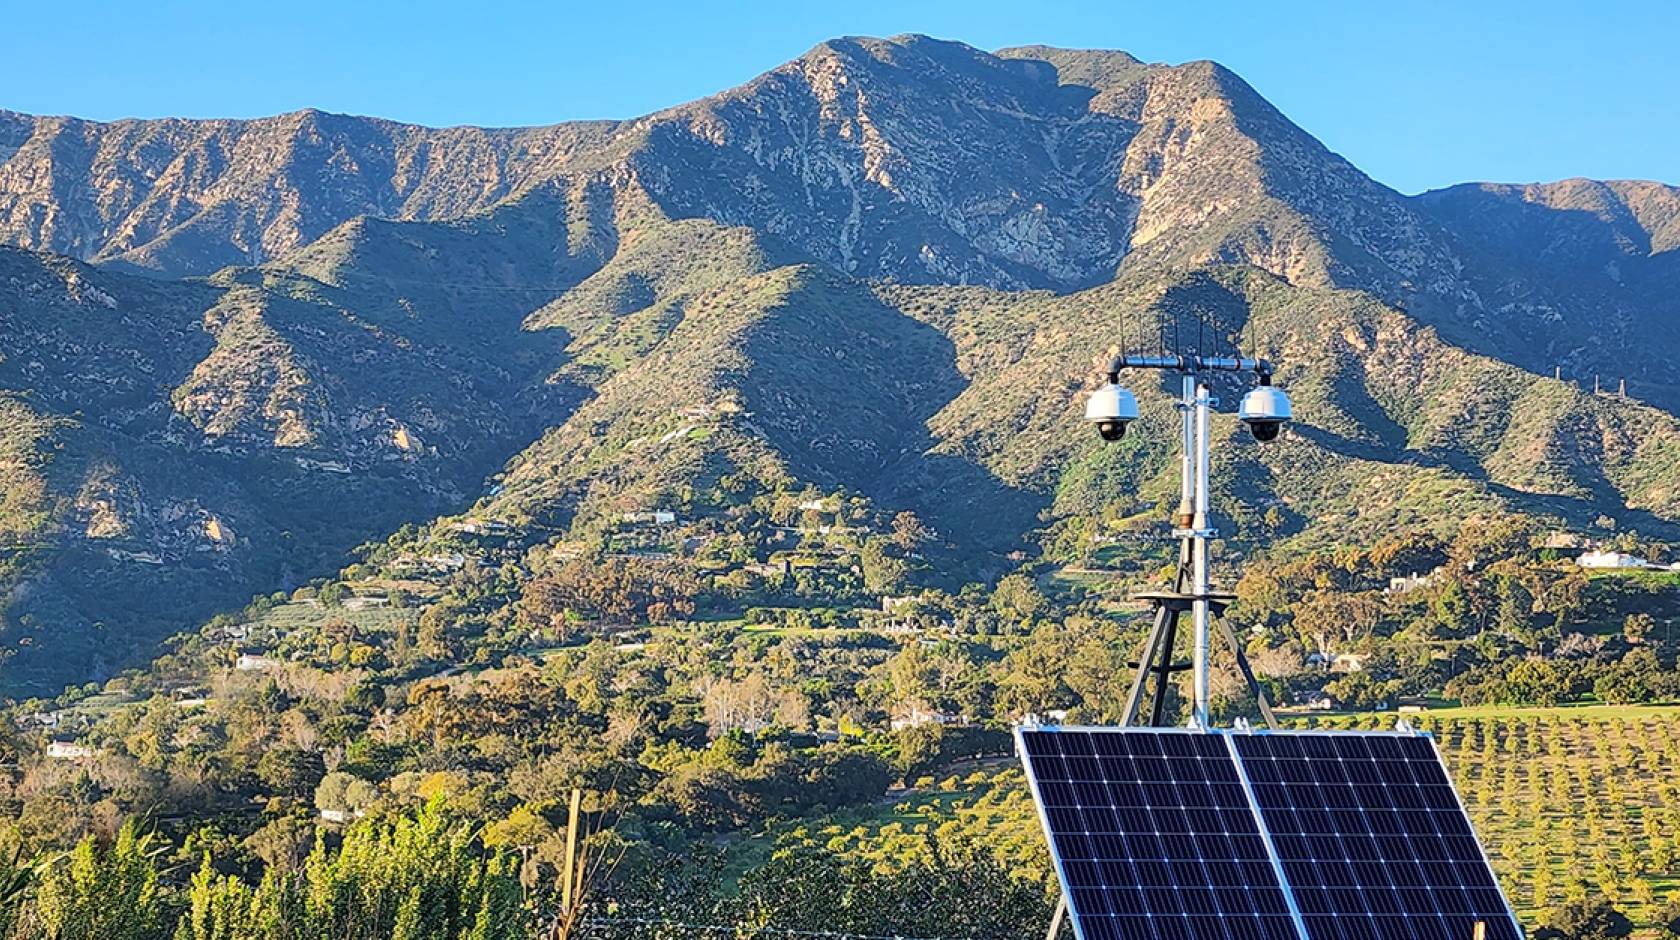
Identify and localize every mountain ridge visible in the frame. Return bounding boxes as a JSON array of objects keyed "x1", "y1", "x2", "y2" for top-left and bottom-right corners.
[{"x1": 2, "y1": 34, "x2": 1679, "y2": 694}]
